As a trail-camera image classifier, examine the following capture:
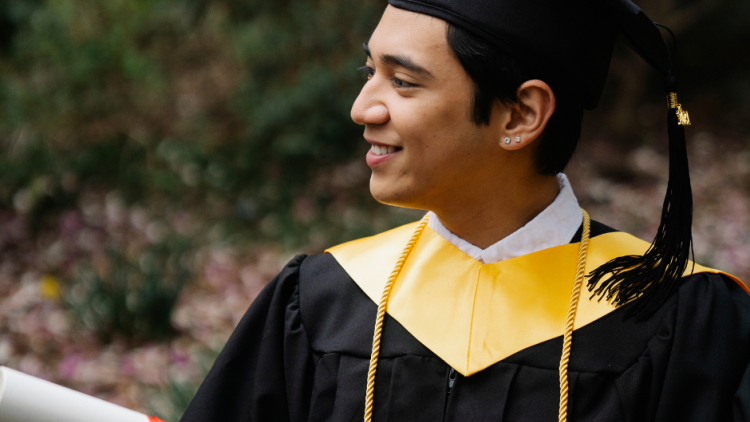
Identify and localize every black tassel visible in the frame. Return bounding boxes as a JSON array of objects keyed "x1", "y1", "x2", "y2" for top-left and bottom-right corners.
[{"x1": 586, "y1": 73, "x2": 694, "y2": 321}]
